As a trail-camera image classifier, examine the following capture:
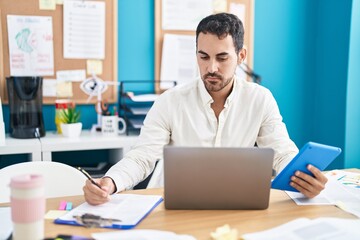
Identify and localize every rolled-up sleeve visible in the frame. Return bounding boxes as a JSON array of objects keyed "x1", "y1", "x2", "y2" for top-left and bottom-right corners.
[{"x1": 105, "y1": 92, "x2": 172, "y2": 192}]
